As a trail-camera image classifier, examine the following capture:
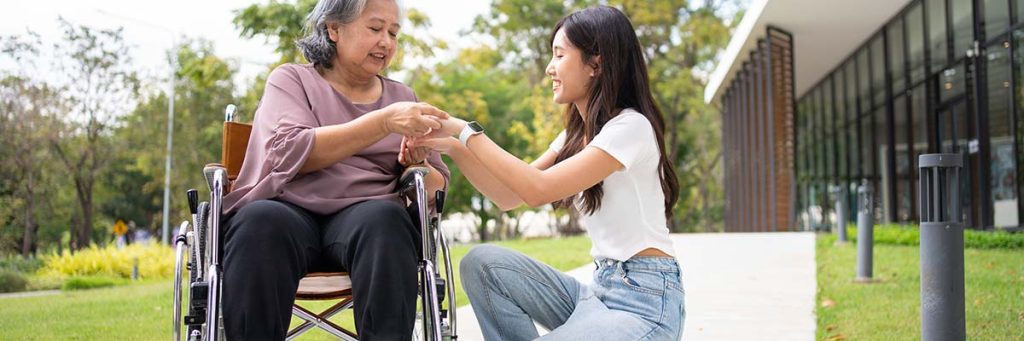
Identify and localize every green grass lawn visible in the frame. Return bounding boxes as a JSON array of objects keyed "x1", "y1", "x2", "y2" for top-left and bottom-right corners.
[
  {"x1": 0, "y1": 236, "x2": 591, "y2": 340},
  {"x1": 816, "y1": 233, "x2": 1024, "y2": 340}
]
